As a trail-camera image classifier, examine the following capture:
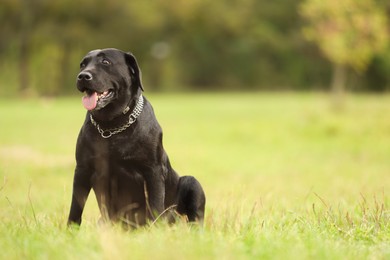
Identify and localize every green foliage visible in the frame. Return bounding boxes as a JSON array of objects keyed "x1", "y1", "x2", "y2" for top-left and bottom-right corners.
[
  {"x1": 300, "y1": 0, "x2": 389, "y2": 72},
  {"x1": 1, "y1": 0, "x2": 389, "y2": 95},
  {"x1": 0, "y1": 93, "x2": 389, "y2": 259}
]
